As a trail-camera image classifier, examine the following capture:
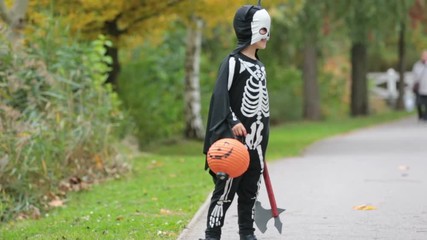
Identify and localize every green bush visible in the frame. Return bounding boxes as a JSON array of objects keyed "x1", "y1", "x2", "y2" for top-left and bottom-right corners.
[
  {"x1": 118, "y1": 32, "x2": 186, "y2": 147},
  {"x1": 319, "y1": 71, "x2": 349, "y2": 118},
  {"x1": 0, "y1": 30, "x2": 125, "y2": 222},
  {"x1": 268, "y1": 66, "x2": 303, "y2": 123}
]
